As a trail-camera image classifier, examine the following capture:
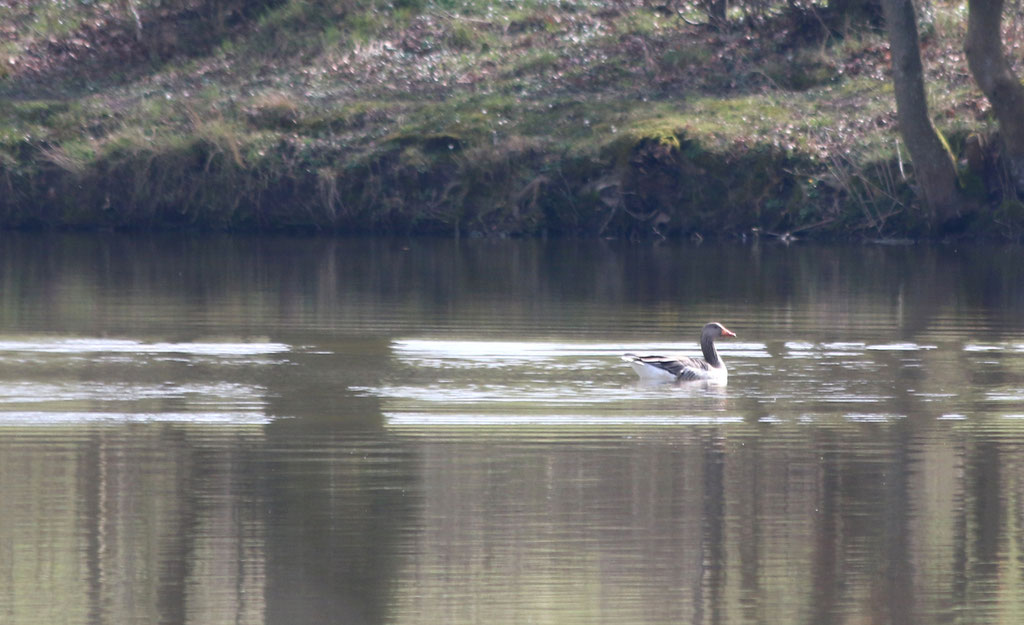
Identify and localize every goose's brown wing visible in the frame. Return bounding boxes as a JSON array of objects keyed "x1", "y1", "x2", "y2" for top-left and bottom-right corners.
[{"x1": 630, "y1": 354, "x2": 710, "y2": 379}]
